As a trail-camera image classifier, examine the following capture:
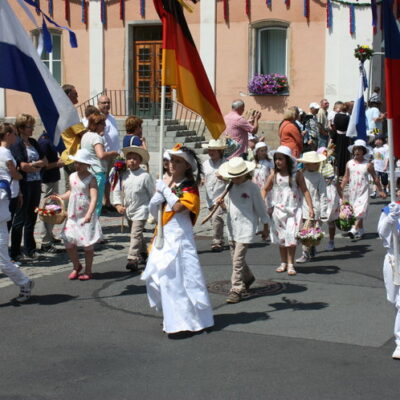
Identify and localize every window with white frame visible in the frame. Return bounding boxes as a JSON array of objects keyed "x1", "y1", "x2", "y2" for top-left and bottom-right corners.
[
  {"x1": 255, "y1": 26, "x2": 287, "y2": 76},
  {"x1": 32, "y1": 30, "x2": 62, "y2": 85}
]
